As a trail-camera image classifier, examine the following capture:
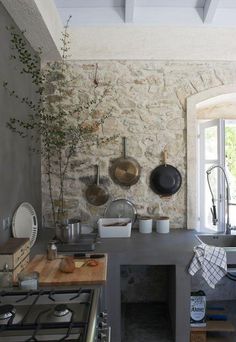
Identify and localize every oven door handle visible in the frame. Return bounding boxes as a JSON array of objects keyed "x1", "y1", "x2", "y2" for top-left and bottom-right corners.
[{"x1": 107, "y1": 326, "x2": 111, "y2": 342}]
